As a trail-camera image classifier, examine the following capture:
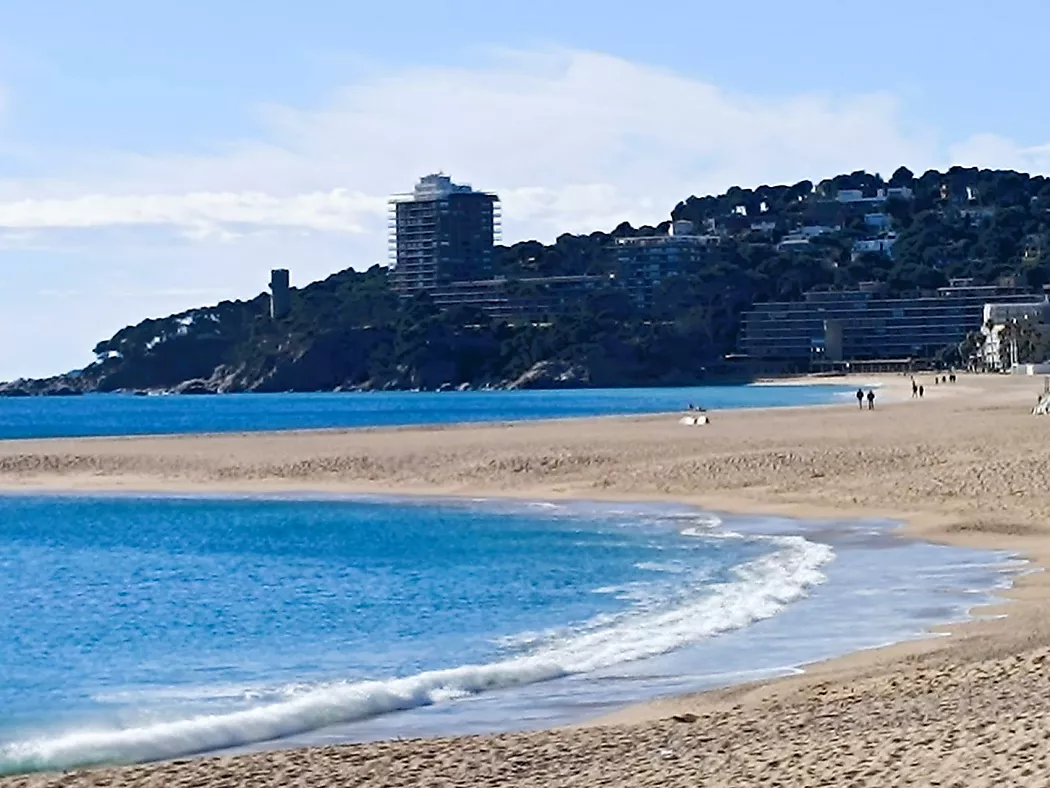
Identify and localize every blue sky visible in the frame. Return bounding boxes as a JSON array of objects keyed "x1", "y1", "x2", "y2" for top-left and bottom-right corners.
[{"x1": 2, "y1": 0, "x2": 1050, "y2": 379}]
